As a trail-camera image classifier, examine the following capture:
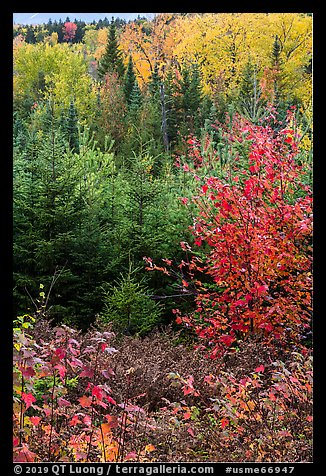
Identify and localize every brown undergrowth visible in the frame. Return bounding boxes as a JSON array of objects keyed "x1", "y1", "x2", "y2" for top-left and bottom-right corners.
[{"x1": 14, "y1": 318, "x2": 312, "y2": 462}]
